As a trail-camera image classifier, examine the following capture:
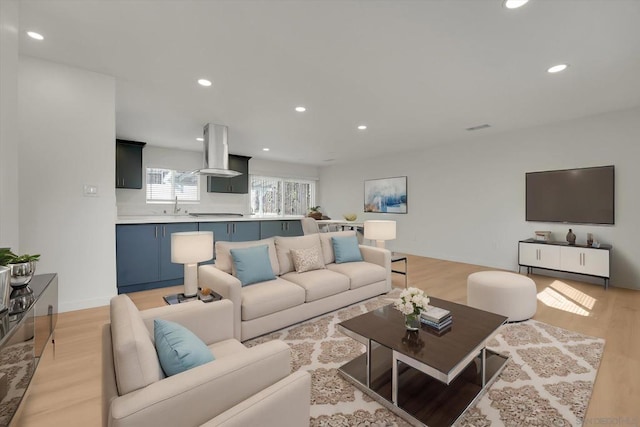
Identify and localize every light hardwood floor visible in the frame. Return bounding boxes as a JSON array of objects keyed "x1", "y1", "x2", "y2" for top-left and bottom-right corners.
[{"x1": 16, "y1": 255, "x2": 640, "y2": 426}]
